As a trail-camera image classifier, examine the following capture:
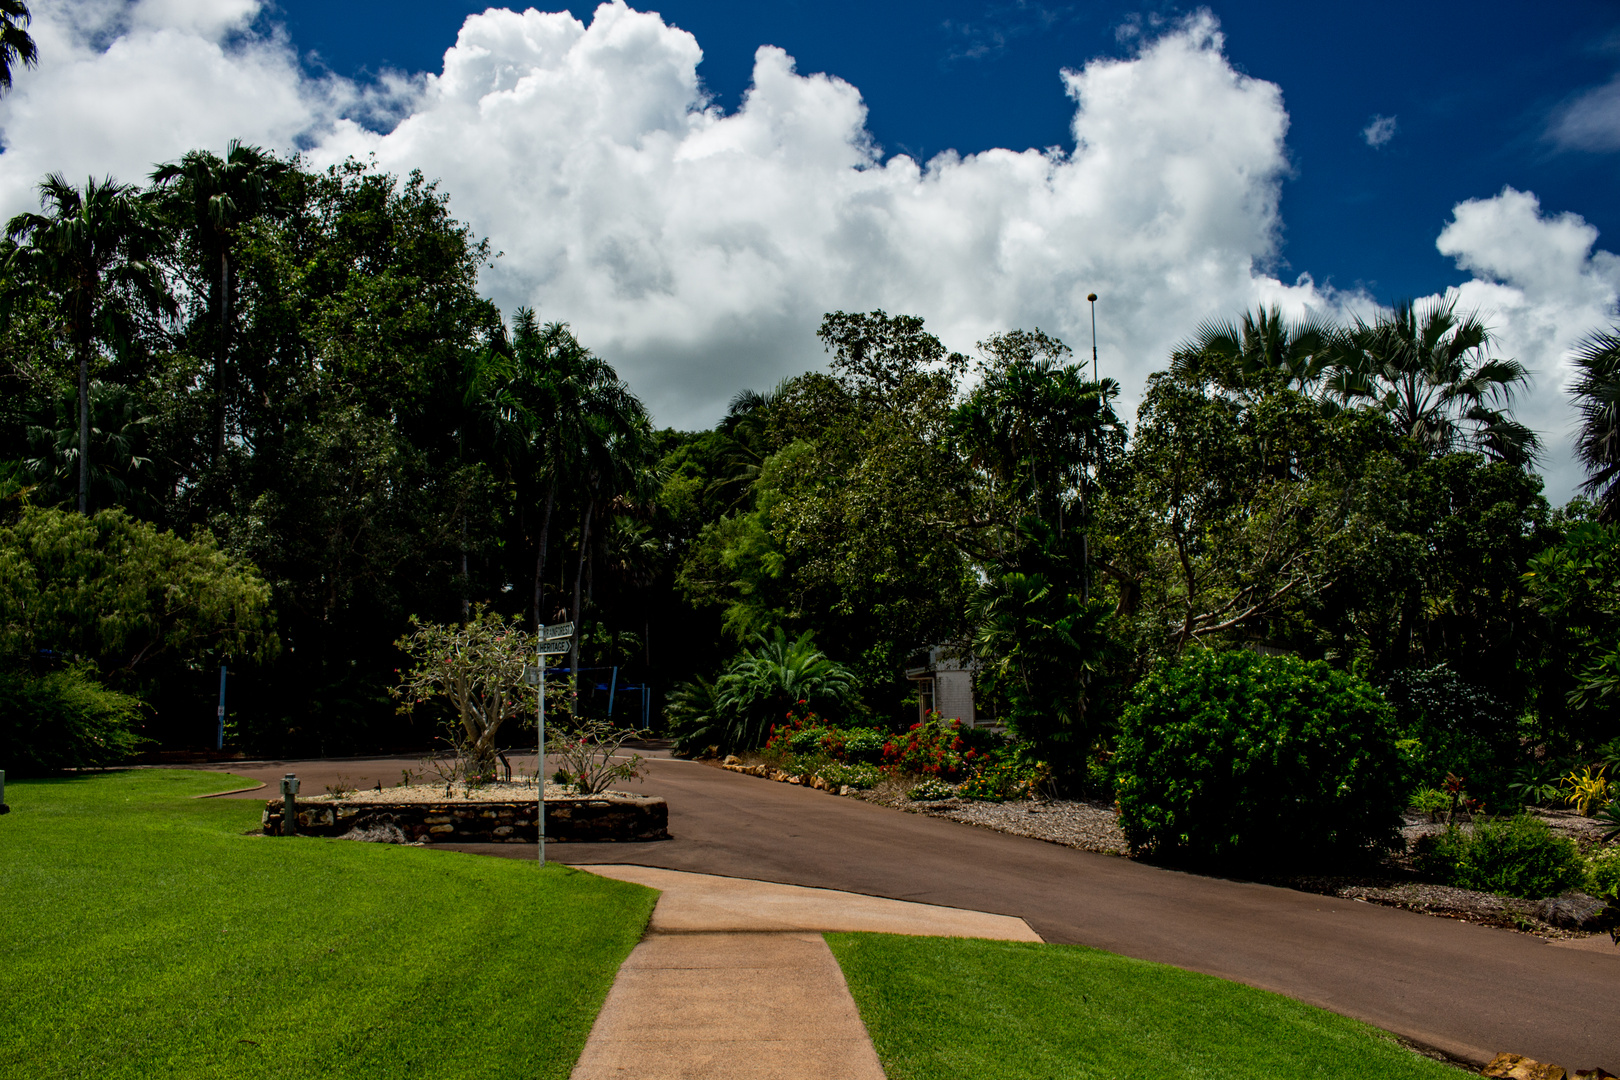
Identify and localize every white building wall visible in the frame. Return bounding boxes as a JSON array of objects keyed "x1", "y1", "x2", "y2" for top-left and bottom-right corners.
[{"x1": 932, "y1": 669, "x2": 977, "y2": 727}]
